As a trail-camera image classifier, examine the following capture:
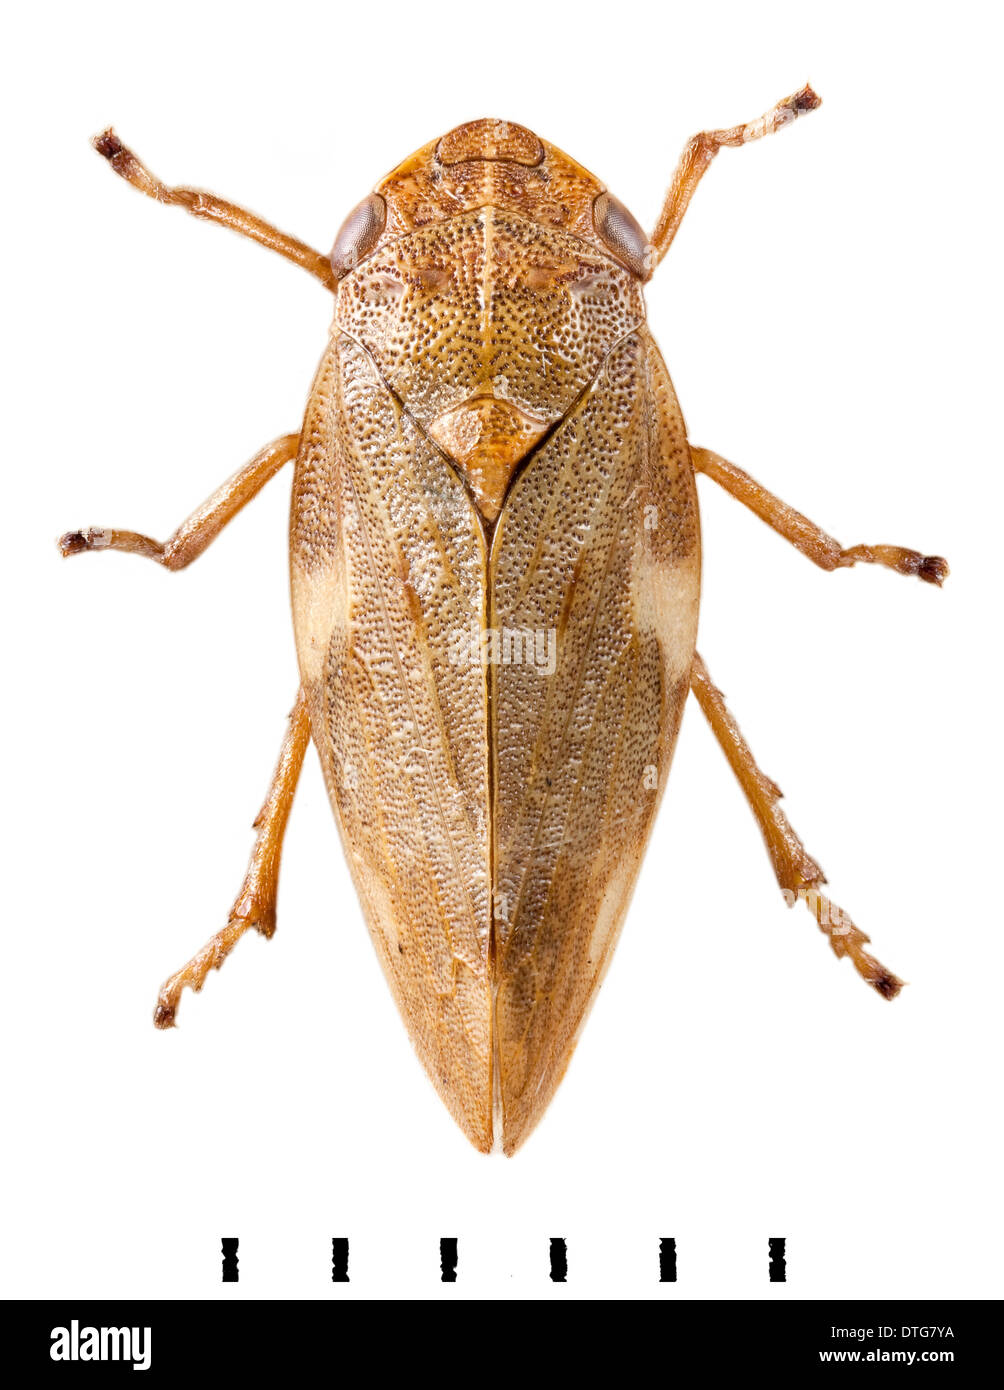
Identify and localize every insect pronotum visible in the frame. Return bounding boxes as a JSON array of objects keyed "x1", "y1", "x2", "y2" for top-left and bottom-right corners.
[{"x1": 61, "y1": 90, "x2": 948, "y2": 1154}]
